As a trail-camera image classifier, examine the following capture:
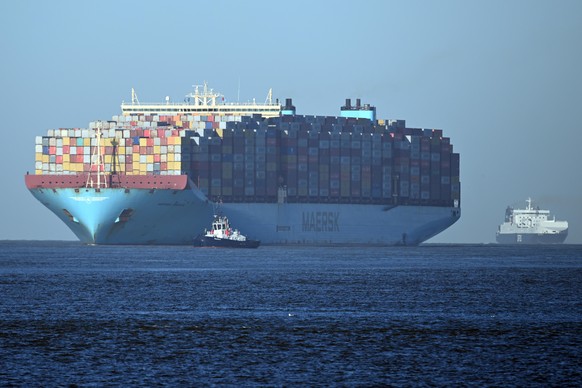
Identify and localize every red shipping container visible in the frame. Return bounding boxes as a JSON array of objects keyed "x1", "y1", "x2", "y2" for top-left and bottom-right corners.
[
  {"x1": 161, "y1": 162, "x2": 167, "y2": 170},
  {"x1": 147, "y1": 138, "x2": 154, "y2": 147},
  {"x1": 49, "y1": 146, "x2": 56, "y2": 155},
  {"x1": 154, "y1": 154, "x2": 160, "y2": 163},
  {"x1": 56, "y1": 155, "x2": 63, "y2": 164}
]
